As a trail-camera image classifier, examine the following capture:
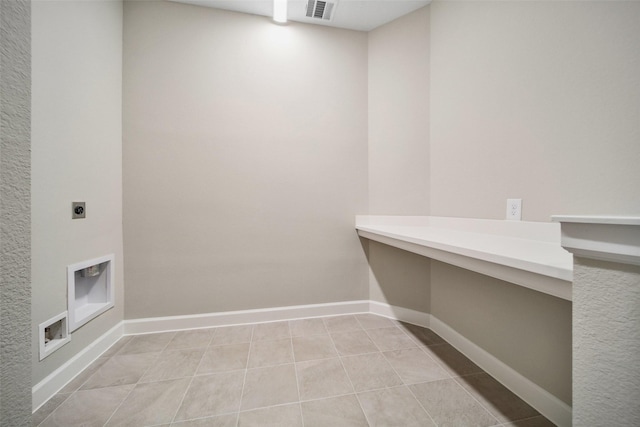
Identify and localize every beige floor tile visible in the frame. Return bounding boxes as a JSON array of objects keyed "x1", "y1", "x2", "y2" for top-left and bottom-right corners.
[
  {"x1": 366, "y1": 327, "x2": 417, "y2": 351},
  {"x1": 422, "y1": 343, "x2": 484, "y2": 377},
  {"x1": 211, "y1": 325, "x2": 253, "y2": 346},
  {"x1": 247, "y1": 338, "x2": 293, "y2": 368},
  {"x1": 32, "y1": 393, "x2": 70, "y2": 427},
  {"x1": 197, "y1": 343, "x2": 250, "y2": 375},
  {"x1": 80, "y1": 352, "x2": 159, "y2": 390},
  {"x1": 105, "y1": 378, "x2": 191, "y2": 426},
  {"x1": 324, "y1": 315, "x2": 363, "y2": 333},
  {"x1": 37, "y1": 316, "x2": 550, "y2": 427},
  {"x1": 503, "y1": 415, "x2": 557, "y2": 427},
  {"x1": 140, "y1": 348, "x2": 205, "y2": 383},
  {"x1": 289, "y1": 318, "x2": 328, "y2": 337},
  {"x1": 171, "y1": 413, "x2": 238, "y2": 426},
  {"x1": 117, "y1": 332, "x2": 176, "y2": 355},
  {"x1": 354, "y1": 313, "x2": 396, "y2": 330},
  {"x1": 252, "y1": 321, "x2": 291, "y2": 342},
  {"x1": 331, "y1": 330, "x2": 379, "y2": 356},
  {"x1": 101, "y1": 336, "x2": 133, "y2": 358},
  {"x1": 383, "y1": 347, "x2": 450, "y2": 384},
  {"x1": 341, "y1": 352, "x2": 403, "y2": 392},
  {"x1": 358, "y1": 386, "x2": 436, "y2": 427},
  {"x1": 59, "y1": 358, "x2": 109, "y2": 393},
  {"x1": 409, "y1": 378, "x2": 499, "y2": 427},
  {"x1": 292, "y1": 335, "x2": 338, "y2": 362},
  {"x1": 166, "y1": 329, "x2": 215, "y2": 350},
  {"x1": 300, "y1": 394, "x2": 368, "y2": 427},
  {"x1": 39, "y1": 385, "x2": 133, "y2": 427},
  {"x1": 456, "y1": 373, "x2": 540, "y2": 422},
  {"x1": 240, "y1": 364, "x2": 299, "y2": 411},
  {"x1": 296, "y1": 358, "x2": 353, "y2": 400},
  {"x1": 238, "y1": 404, "x2": 303, "y2": 426},
  {"x1": 397, "y1": 322, "x2": 446, "y2": 346},
  {"x1": 174, "y1": 371, "x2": 244, "y2": 421}
]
